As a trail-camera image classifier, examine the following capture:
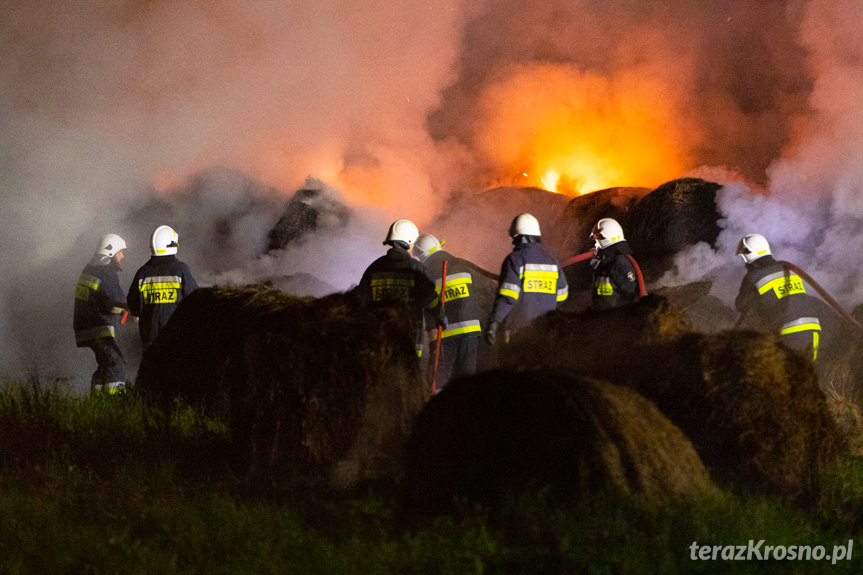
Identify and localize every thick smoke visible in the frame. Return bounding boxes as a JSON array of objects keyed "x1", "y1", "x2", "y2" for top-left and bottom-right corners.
[{"x1": 2, "y1": 1, "x2": 862, "y2": 387}]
